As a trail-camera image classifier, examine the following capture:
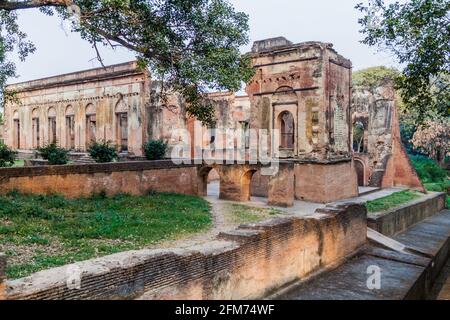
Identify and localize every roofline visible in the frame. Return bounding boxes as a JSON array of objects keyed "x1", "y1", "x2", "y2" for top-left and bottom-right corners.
[{"x1": 6, "y1": 61, "x2": 145, "y2": 92}]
